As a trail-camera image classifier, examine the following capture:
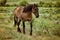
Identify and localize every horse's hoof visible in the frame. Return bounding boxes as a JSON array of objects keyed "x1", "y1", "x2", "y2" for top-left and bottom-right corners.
[
  {"x1": 23, "y1": 32, "x2": 25, "y2": 34},
  {"x1": 17, "y1": 30, "x2": 21, "y2": 33},
  {"x1": 30, "y1": 33, "x2": 32, "y2": 36},
  {"x1": 23, "y1": 31, "x2": 25, "y2": 34},
  {"x1": 17, "y1": 29, "x2": 21, "y2": 33}
]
